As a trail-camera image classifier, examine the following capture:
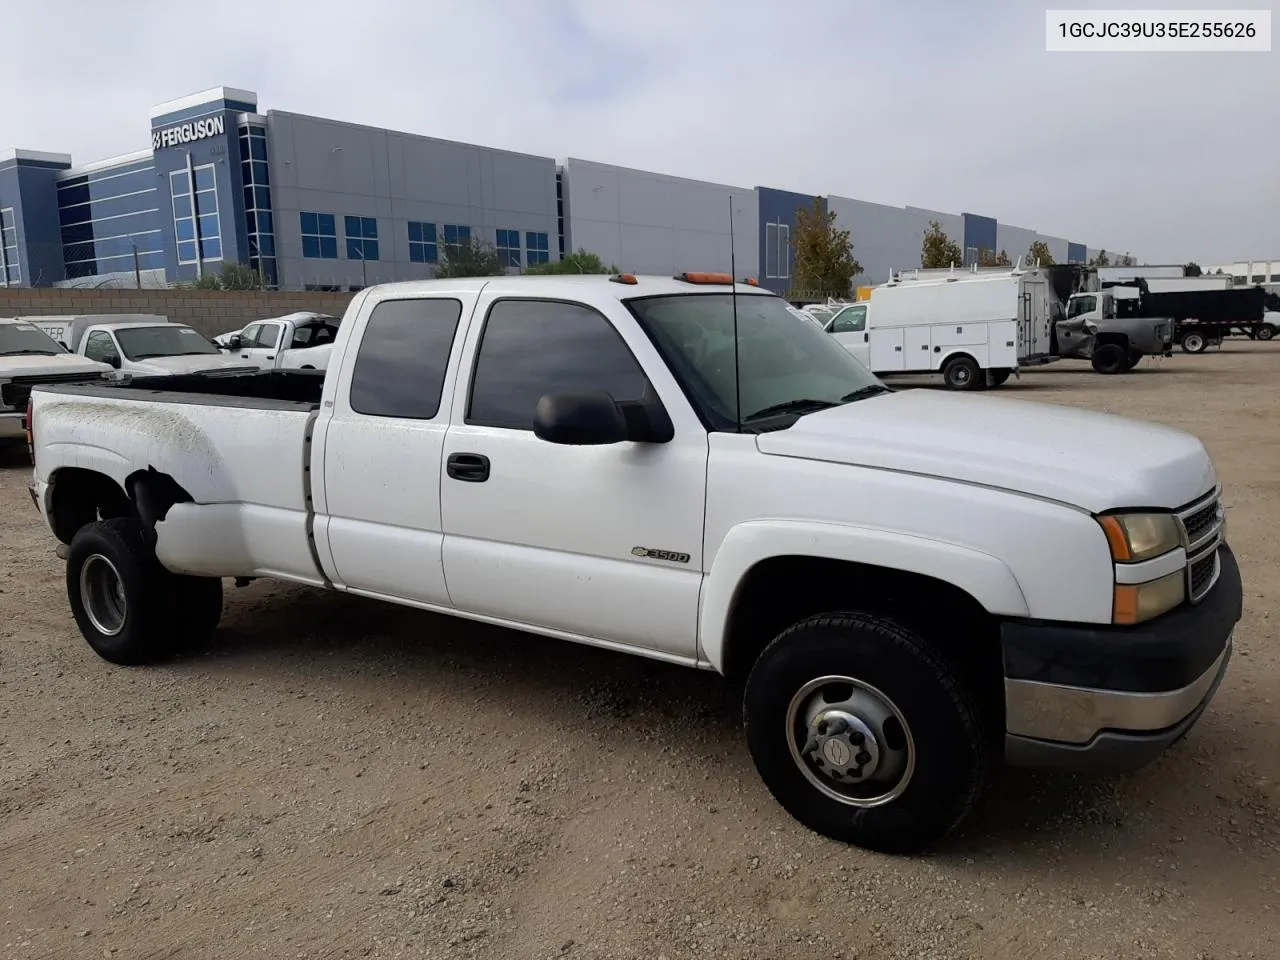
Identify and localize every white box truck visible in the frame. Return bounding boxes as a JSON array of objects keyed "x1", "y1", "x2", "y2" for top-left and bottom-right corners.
[{"x1": 825, "y1": 269, "x2": 1057, "y2": 390}]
